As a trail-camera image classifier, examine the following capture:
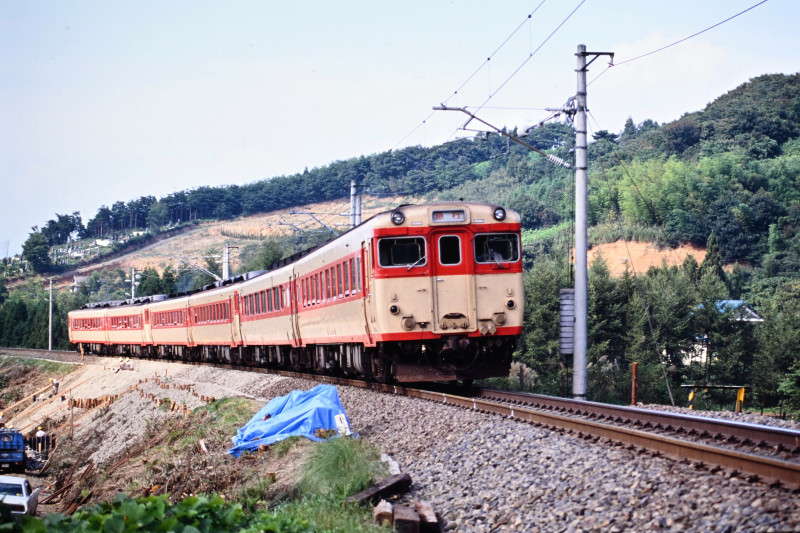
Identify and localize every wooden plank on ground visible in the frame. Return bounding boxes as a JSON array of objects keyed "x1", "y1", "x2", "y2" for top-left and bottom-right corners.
[
  {"x1": 393, "y1": 505, "x2": 420, "y2": 533},
  {"x1": 373, "y1": 499, "x2": 393, "y2": 526},
  {"x1": 414, "y1": 500, "x2": 439, "y2": 532},
  {"x1": 345, "y1": 473, "x2": 412, "y2": 505}
]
